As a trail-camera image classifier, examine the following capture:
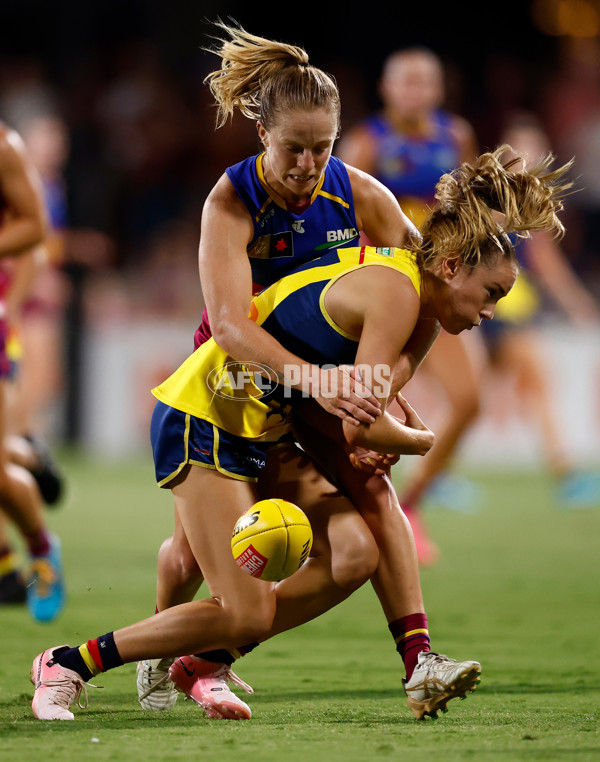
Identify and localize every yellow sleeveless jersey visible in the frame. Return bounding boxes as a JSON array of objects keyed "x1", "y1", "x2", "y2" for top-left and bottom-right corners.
[{"x1": 152, "y1": 246, "x2": 421, "y2": 441}]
